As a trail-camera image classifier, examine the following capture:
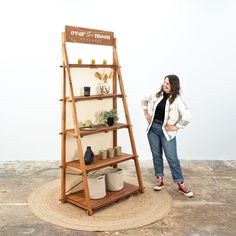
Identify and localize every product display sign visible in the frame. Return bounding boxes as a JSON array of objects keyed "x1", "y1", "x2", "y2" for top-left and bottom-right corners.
[{"x1": 65, "y1": 25, "x2": 114, "y2": 46}]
